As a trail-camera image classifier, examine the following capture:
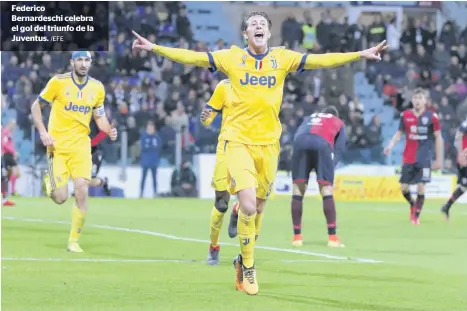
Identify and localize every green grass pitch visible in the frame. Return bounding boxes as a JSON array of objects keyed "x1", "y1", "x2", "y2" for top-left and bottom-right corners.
[{"x1": 2, "y1": 197, "x2": 466, "y2": 311}]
